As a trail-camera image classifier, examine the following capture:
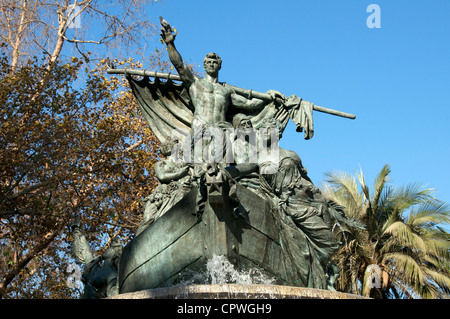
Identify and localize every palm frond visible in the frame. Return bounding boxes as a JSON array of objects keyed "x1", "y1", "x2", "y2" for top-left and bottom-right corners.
[
  {"x1": 355, "y1": 166, "x2": 370, "y2": 202},
  {"x1": 379, "y1": 183, "x2": 438, "y2": 238},
  {"x1": 382, "y1": 221, "x2": 426, "y2": 251},
  {"x1": 321, "y1": 183, "x2": 361, "y2": 221},
  {"x1": 383, "y1": 252, "x2": 425, "y2": 287},
  {"x1": 392, "y1": 182, "x2": 437, "y2": 212},
  {"x1": 381, "y1": 211, "x2": 405, "y2": 237},
  {"x1": 422, "y1": 233, "x2": 450, "y2": 267},
  {"x1": 372, "y1": 163, "x2": 391, "y2": 211},
  {"x1": 391, "y1": 279, "x2": 417, "y2": 299},
  {"x1": 421, "y1": 253, "x2": 450, "y2": 273},
  {"x1": 407, "y1": 202, "x2": 450, "y2": 230},
  {"x1": 324, "y1": 170, "x2": 364, "y2": 218},
  {"x1": 376, "y1": 184, "x2": 398, "y2": 229},
  {"x1": 415, "y1": 282, "x2": 440, "y2": 299},
  {"x1": 320, "y1": 183, "x2": 338, "y2": 201},
  {"x1": 355, "y1": 166, "x2": 377, "y2": 235},
  {"x1": 423, "y1": 268, "x2": 450, "y2": 295}
]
